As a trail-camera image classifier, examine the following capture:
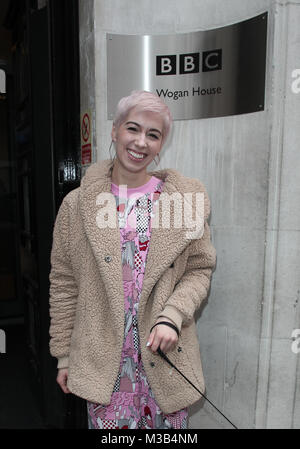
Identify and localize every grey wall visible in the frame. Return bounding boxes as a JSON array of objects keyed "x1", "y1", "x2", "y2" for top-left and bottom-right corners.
[
  {"x1": 79, "y1": 0, "x2": 300, "y2": 428},
  {"x1": 79, "y1": 0, "x2": 96, "y2": 173}
]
